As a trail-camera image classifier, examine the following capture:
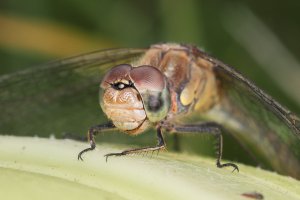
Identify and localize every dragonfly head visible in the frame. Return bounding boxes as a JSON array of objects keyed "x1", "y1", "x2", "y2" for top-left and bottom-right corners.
[{"x1": 100, "y1": 64, "x2": 170, "y2": 134}]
